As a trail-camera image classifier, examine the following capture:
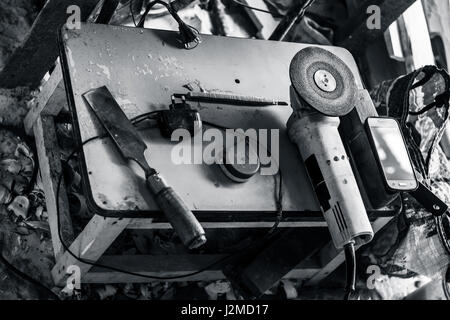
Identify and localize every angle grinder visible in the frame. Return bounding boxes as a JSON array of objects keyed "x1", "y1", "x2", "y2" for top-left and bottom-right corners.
[{"x1": 286, "y1": 47, "x2": 374, "y2": 298}]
